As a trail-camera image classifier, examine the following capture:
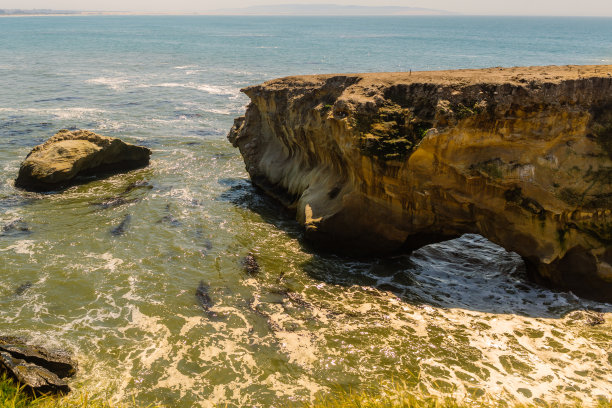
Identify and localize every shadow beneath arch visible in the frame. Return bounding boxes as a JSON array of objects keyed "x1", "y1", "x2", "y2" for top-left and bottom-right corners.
[{"x1": 218, "y1": 177, "x2": 612, "y2": 318}]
